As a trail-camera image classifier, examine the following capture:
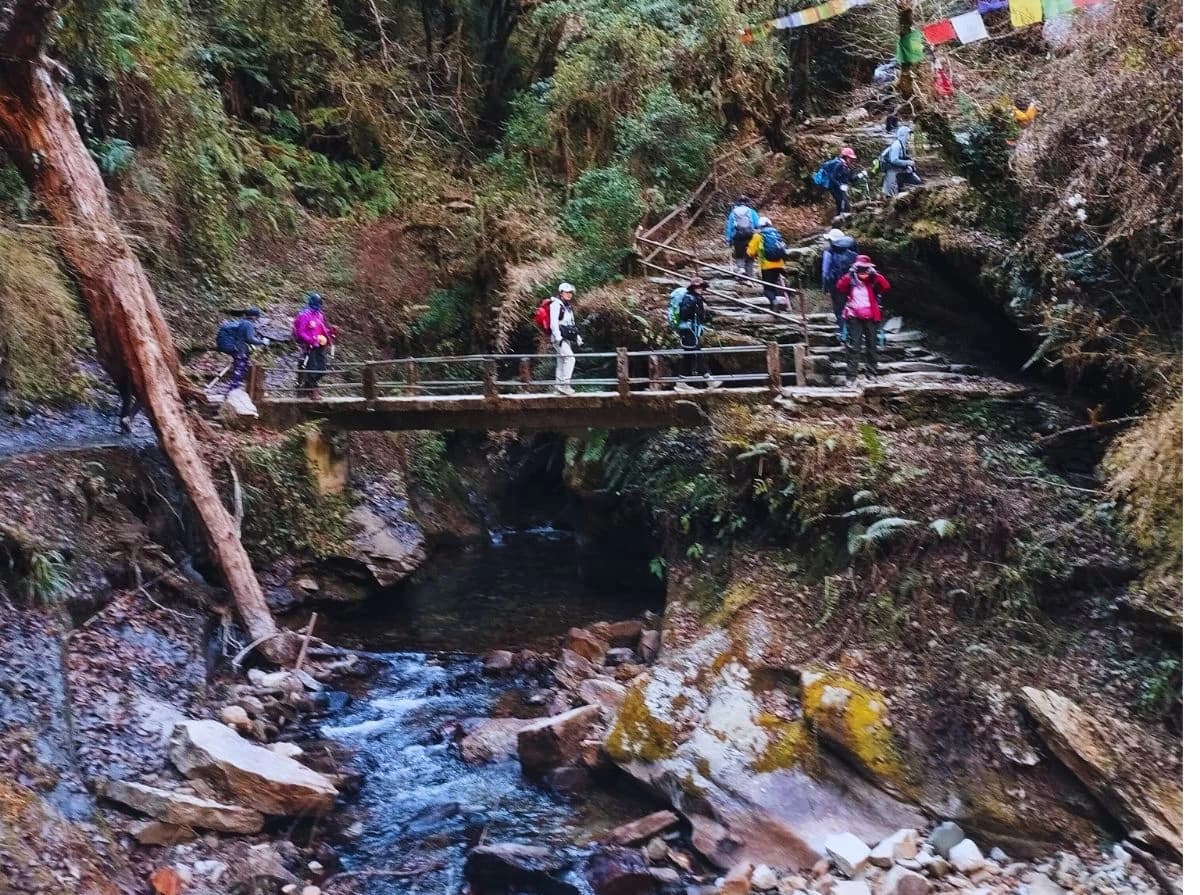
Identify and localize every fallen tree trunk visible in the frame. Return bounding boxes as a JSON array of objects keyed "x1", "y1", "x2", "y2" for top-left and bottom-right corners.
[{"x1": 0, "y1": 0, "x2": 294, "y2": 663}]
